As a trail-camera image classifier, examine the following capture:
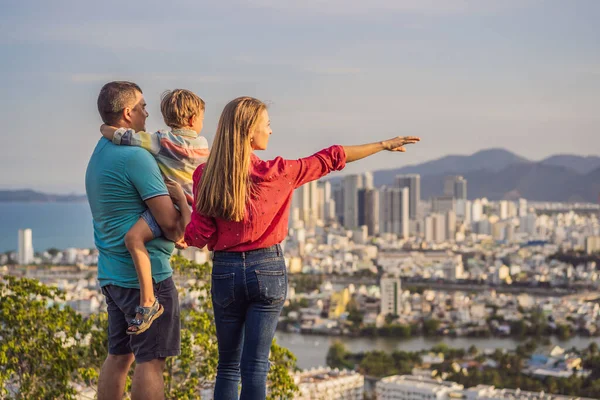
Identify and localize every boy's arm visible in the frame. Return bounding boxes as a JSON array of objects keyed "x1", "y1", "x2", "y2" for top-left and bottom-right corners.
[
  {"x1": 100, "y1": 124, "x2": 161, "y2": 155},
  {"x1": 165, "y1": 180, "x2": 191, "y2": 235}
]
